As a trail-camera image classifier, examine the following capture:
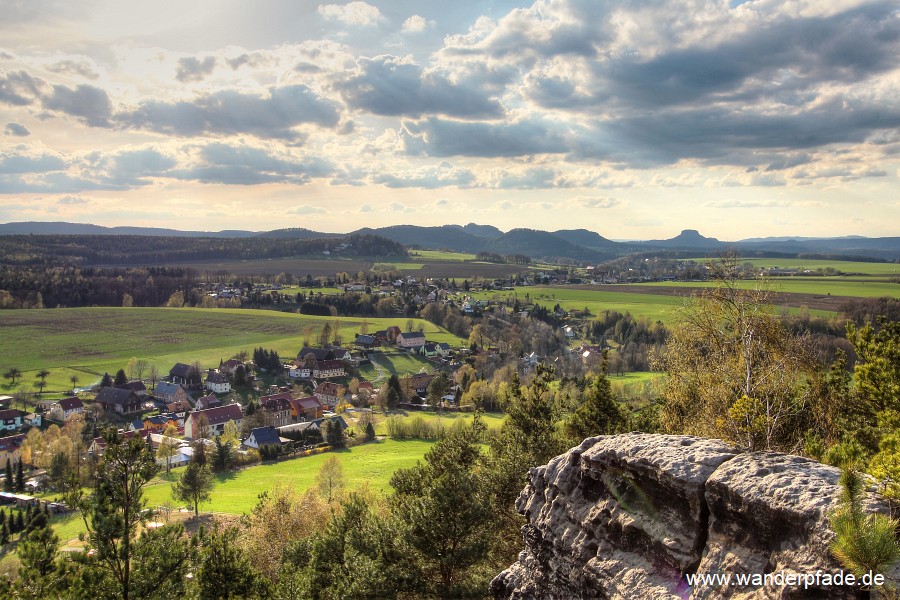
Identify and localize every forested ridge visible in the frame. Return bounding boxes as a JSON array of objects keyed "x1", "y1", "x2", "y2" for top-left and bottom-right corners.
[{"x1": 0, "y1": 233, "x2": 407, "y2": 267}]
